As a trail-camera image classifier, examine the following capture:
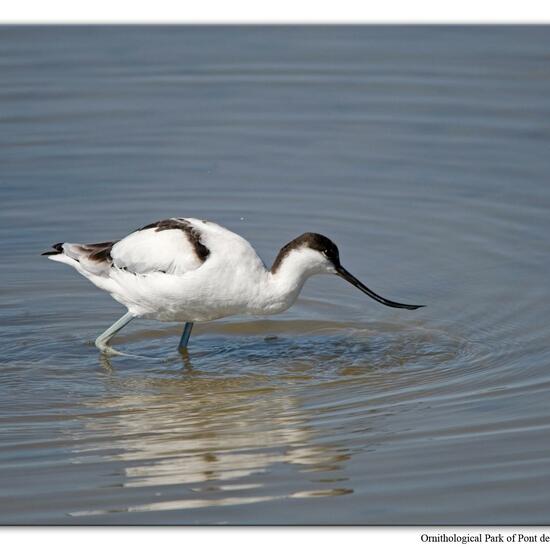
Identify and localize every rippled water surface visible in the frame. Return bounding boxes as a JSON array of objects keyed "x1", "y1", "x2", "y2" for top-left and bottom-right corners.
[{"x1": 1, "y1": 26, "x2": 550, "y2": 524}]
